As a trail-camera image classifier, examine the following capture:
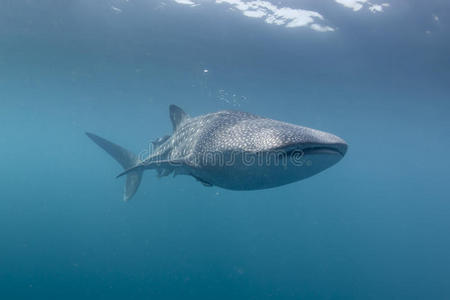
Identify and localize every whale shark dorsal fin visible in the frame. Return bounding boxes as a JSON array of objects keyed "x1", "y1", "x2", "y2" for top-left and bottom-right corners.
[{"x1": 169, "y1": 104, "x2": 189, "y2": 132}]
